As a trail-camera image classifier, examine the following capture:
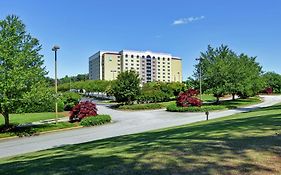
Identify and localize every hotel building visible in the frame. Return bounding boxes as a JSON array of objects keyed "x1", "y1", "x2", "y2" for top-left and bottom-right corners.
[{"x1": 89, "y1": 50, "x2": 182, "y2": 84}]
